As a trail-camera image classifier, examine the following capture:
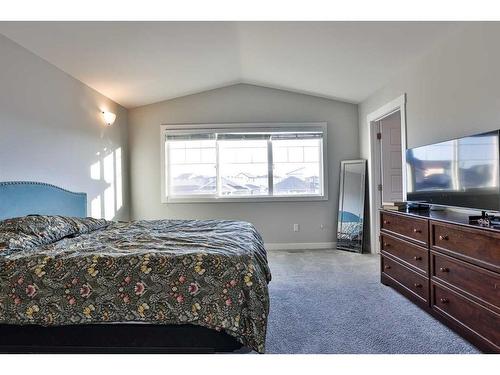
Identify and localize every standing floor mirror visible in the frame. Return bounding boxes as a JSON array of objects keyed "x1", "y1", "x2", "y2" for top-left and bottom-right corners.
[{"x1": 337, "y1": 159, "x2": 367, "y2": 253}]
